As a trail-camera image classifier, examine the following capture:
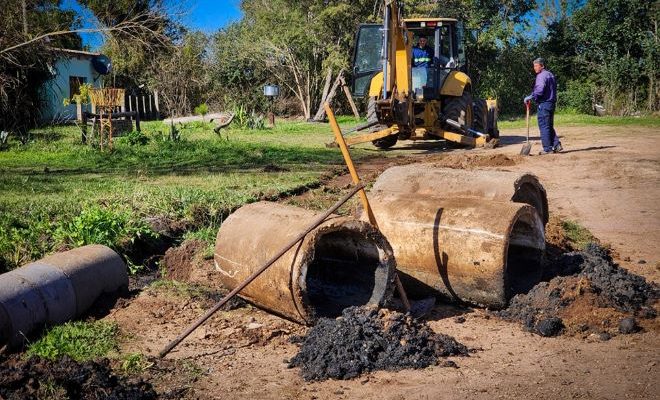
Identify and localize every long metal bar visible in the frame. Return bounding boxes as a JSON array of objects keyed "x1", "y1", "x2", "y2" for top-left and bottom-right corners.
[
  {"x1": 158, "y1": 183, "x2": 365, "y2": 358},
  {"x1": 324, "y1": 102, "x2": 411, "y2": 312},
  {"x1": 382, "y1": 4, "x2": 389, "y2": 99}
]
